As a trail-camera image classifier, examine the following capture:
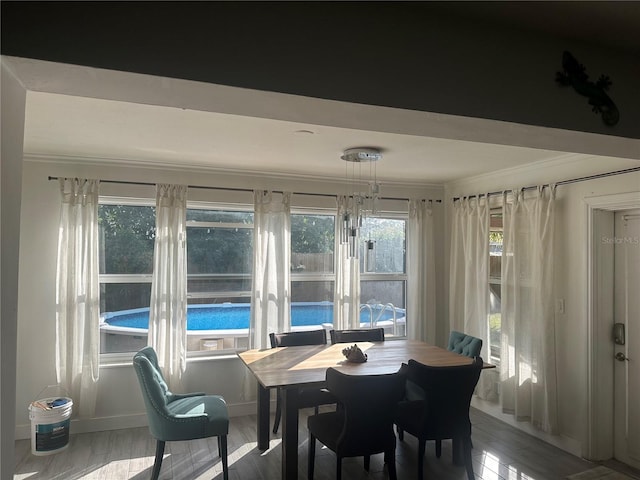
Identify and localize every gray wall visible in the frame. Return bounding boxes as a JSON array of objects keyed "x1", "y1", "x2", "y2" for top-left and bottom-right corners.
[
  {"x1": 1, "y1": 2, "x2": 639, "y2": 139},
  {"x1": 1, "y1": 60, "x2": 25, "y2": 480}
]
